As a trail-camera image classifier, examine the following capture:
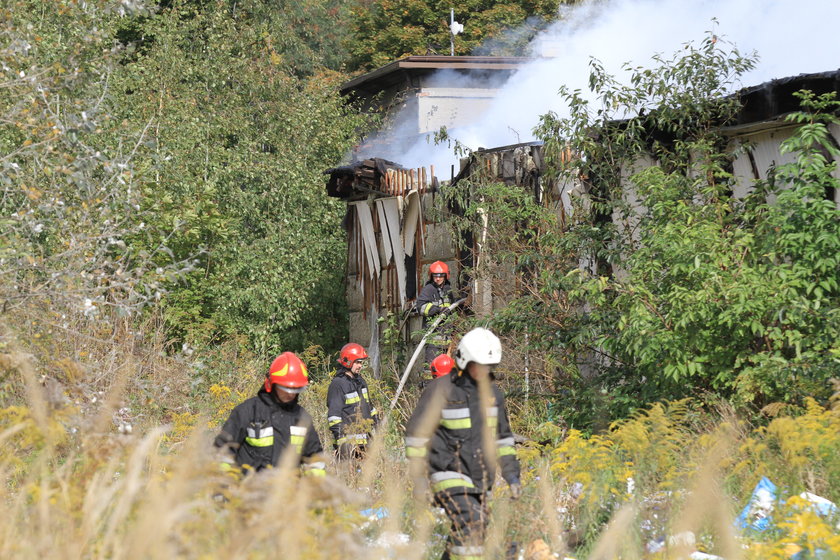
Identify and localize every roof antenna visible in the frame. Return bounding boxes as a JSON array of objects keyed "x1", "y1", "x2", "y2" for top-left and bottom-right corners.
[{"x1": 450, "y1": 8, "x2": 464, "y2": 56}]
